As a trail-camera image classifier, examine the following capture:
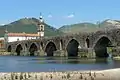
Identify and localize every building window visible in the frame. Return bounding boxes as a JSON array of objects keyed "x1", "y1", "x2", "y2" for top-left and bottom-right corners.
[{"x1": 40, "y1": 25, "x2": 44, "y2": 31}]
